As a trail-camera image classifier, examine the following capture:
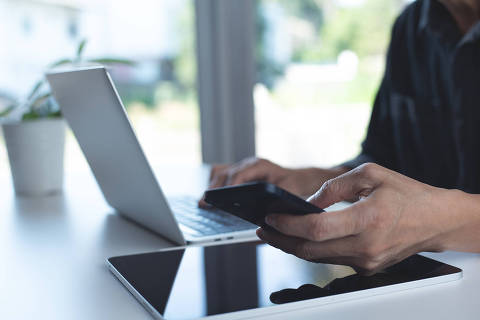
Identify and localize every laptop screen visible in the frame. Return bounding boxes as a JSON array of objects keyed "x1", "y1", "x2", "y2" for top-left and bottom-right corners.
[{"x1": 108, "y1": 241, "x2": 461, "y2": 319}]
